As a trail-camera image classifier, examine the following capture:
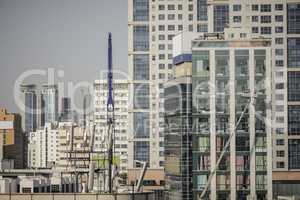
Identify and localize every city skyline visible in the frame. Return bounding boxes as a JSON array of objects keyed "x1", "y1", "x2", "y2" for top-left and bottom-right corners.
[{"x1": 0, "y1": 0, "x2": 128, "y2": 113}]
